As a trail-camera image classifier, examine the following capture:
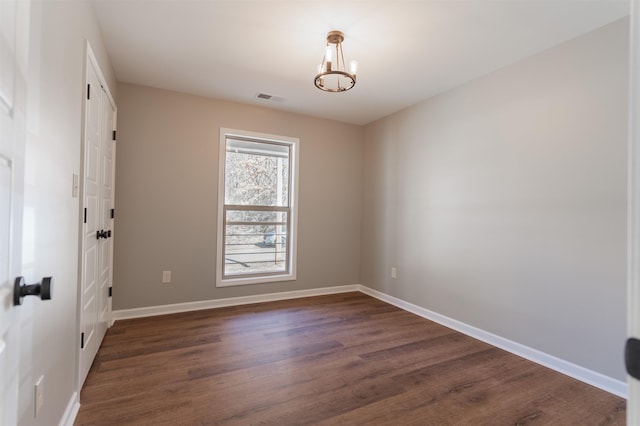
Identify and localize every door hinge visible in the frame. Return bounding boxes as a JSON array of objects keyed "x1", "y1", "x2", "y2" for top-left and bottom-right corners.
[
  {"x1": 110, "y1": 208, "x2": 115, "y2": 219},
  {"x1": 108, "y1": 287, "x2": 112, "y2": 297},
  {"x1": 83, "y1": 208, "x2": 87, "y2": 224},
  {"x1": 80, "y1": 332, "x2": 85, "y2": 349},
  {"x1": 112, "y1": 130, "x2": 116, "y2": 141},
  {"x1": 87, "y1": 84, "x2": 90, "y2": 100}
]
